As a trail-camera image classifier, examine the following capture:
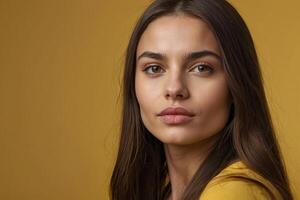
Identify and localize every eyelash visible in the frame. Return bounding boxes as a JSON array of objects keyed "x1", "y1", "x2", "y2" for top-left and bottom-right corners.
[{"x1": 142, "y1": 63, "x2": 213, "y2": 75}]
